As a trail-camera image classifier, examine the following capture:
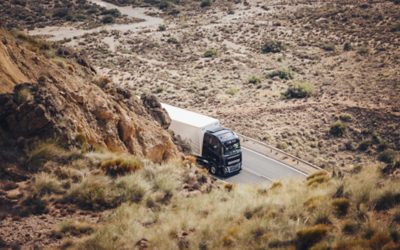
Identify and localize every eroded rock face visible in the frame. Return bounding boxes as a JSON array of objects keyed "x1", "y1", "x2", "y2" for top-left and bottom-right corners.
[
  {"x1": 0, "y1": 79, "x2": 179, "y2": 163},
  {"x1": 141, "y1": 94, "x2": 171, "y2": 129}
]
